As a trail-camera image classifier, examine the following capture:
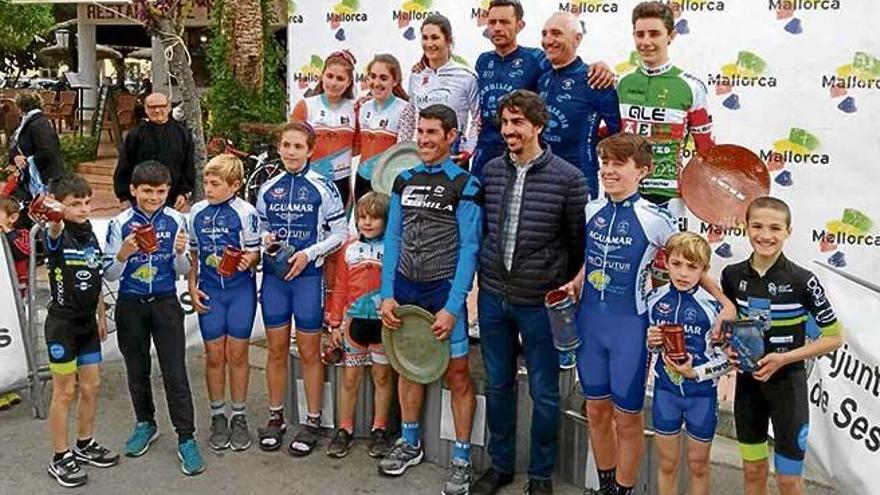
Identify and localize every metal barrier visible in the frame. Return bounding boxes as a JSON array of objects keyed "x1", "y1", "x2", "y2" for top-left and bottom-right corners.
[{"x1": 23, "y1": 222, "x2": 50, "y2": 419}]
